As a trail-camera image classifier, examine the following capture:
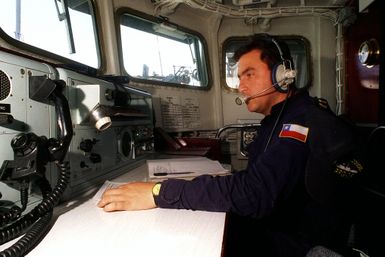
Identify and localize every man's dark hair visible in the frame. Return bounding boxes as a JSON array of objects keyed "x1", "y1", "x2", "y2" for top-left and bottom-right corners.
[{"x1": 233, "y1": 33, "x2": 294, "y2": 71}]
